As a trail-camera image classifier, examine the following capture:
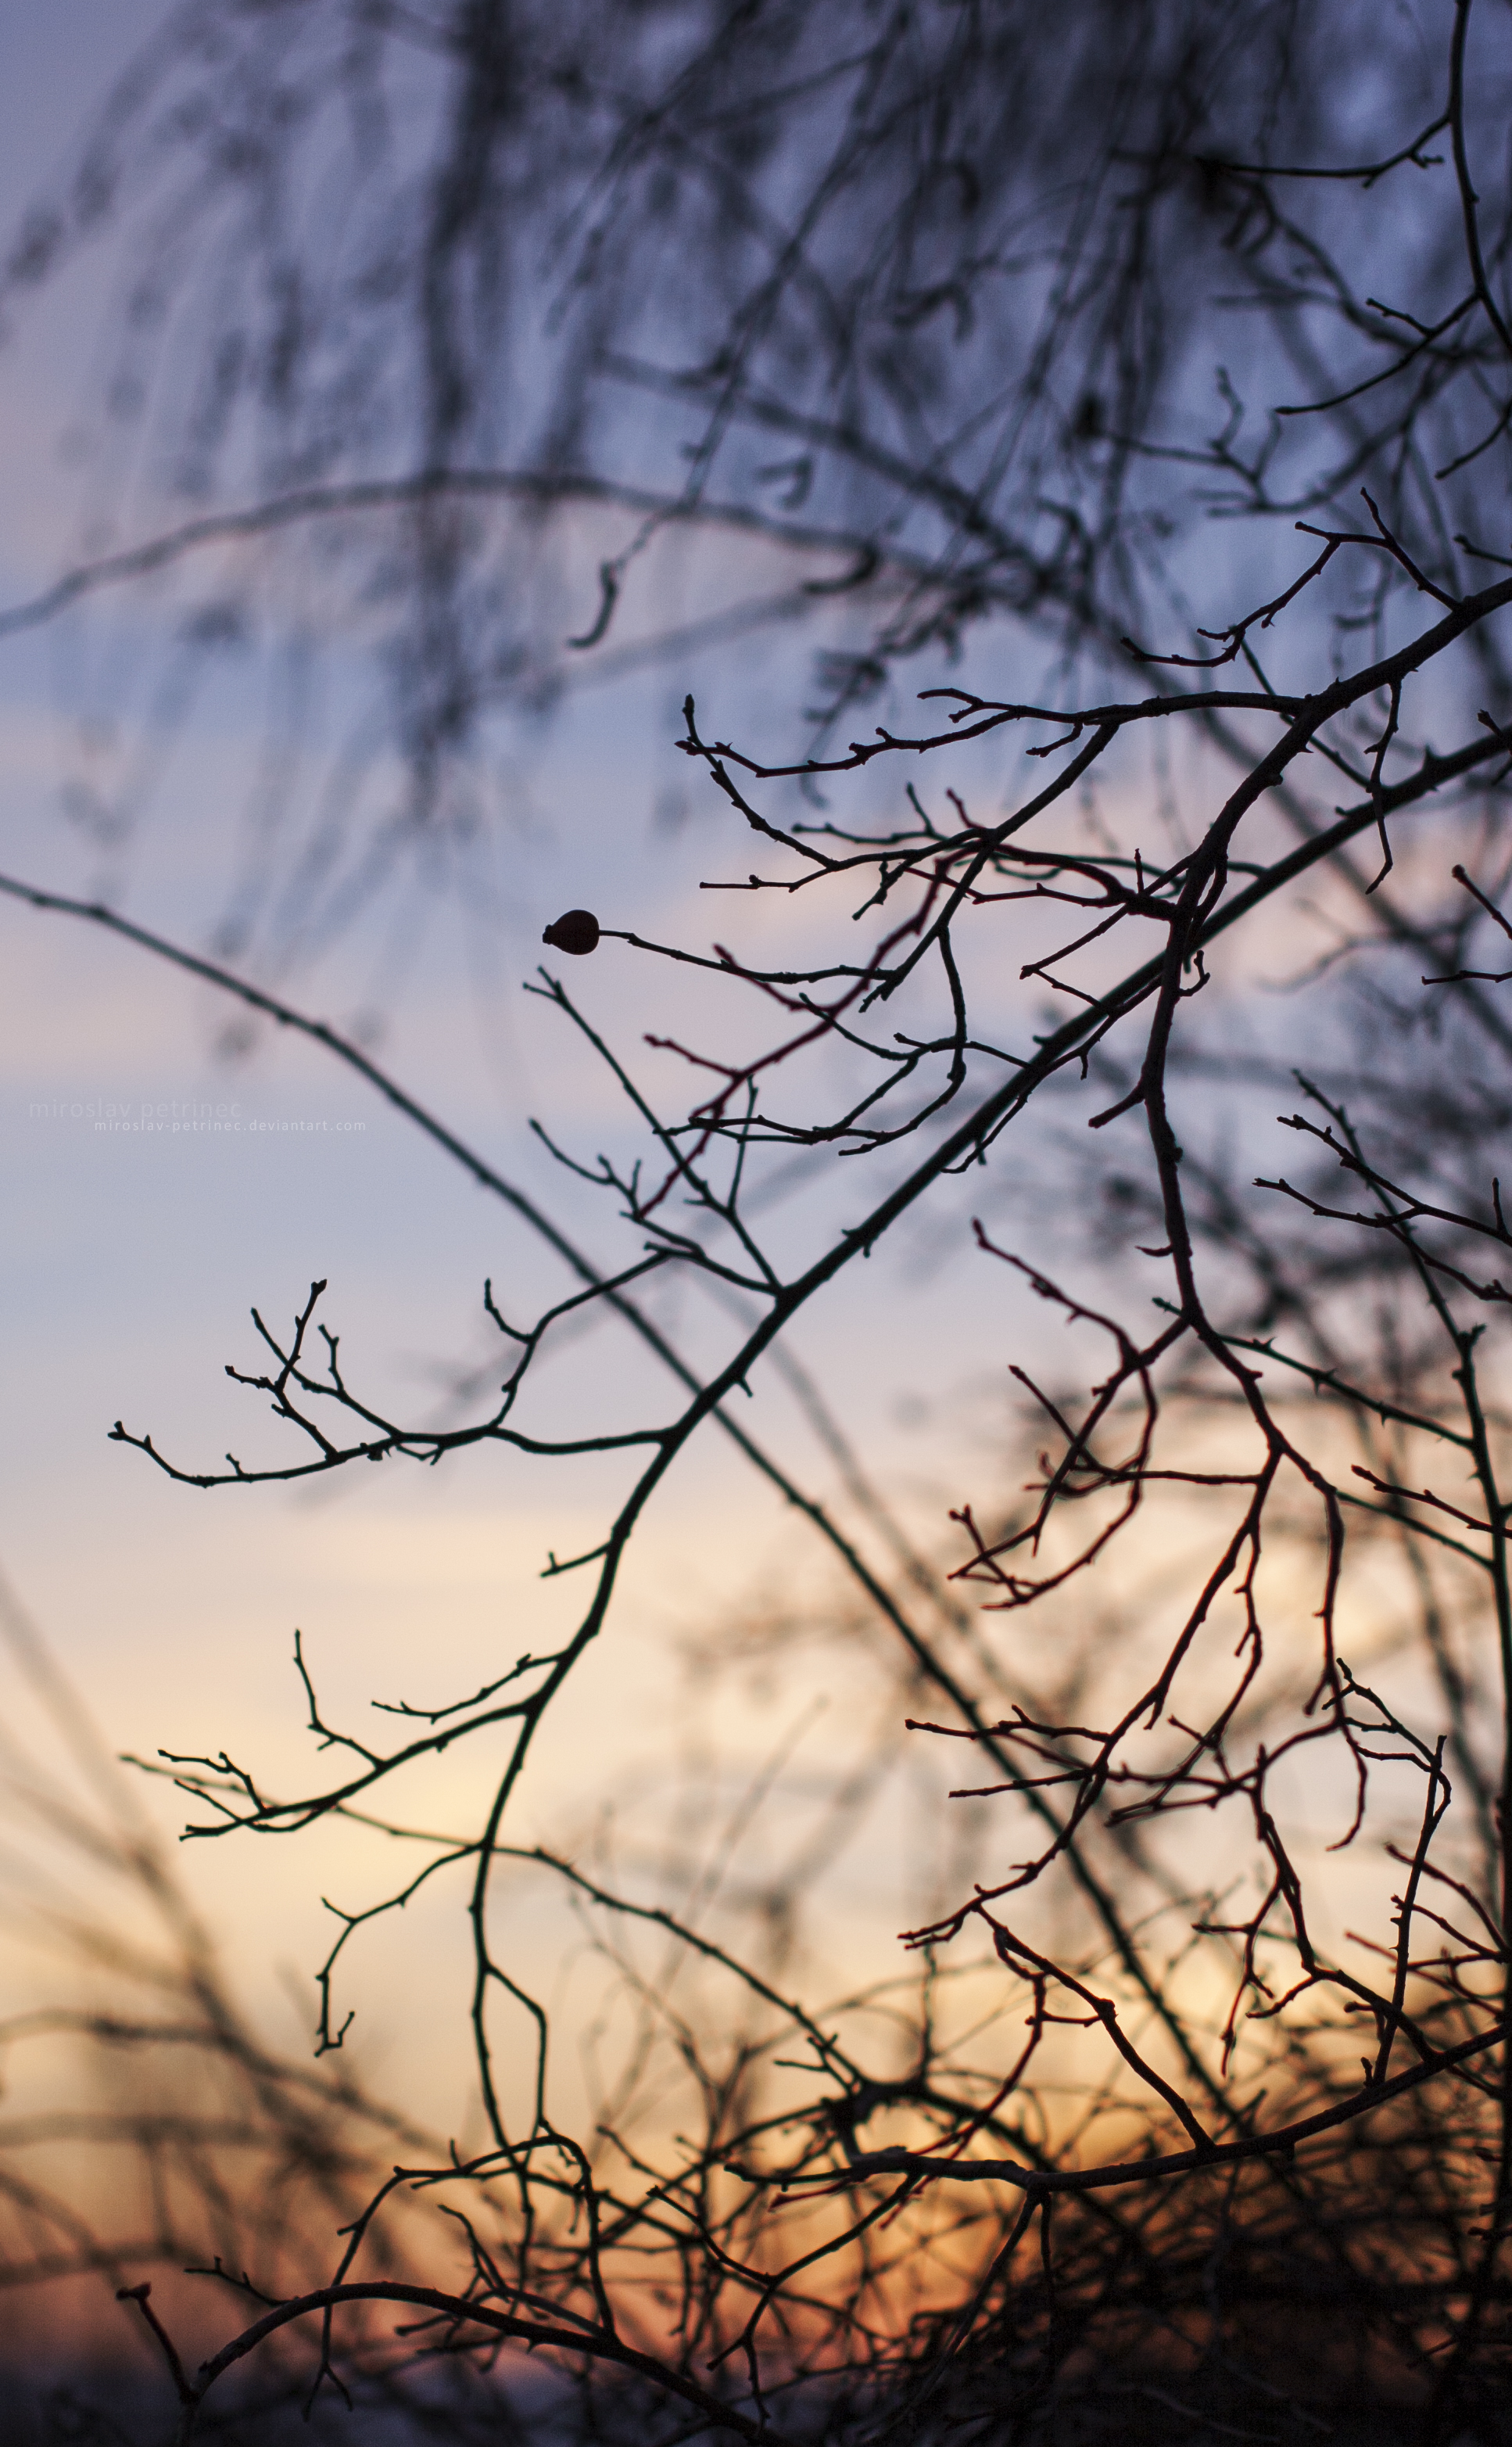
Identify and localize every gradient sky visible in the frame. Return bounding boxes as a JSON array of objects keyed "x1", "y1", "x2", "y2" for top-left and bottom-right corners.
[
  {"x1": 0, "y1": 2, "x2": 1082, "y2": 2144},
  {"x1": 0, "y1": 4, "x2": 1441, "y2": 2207}
]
